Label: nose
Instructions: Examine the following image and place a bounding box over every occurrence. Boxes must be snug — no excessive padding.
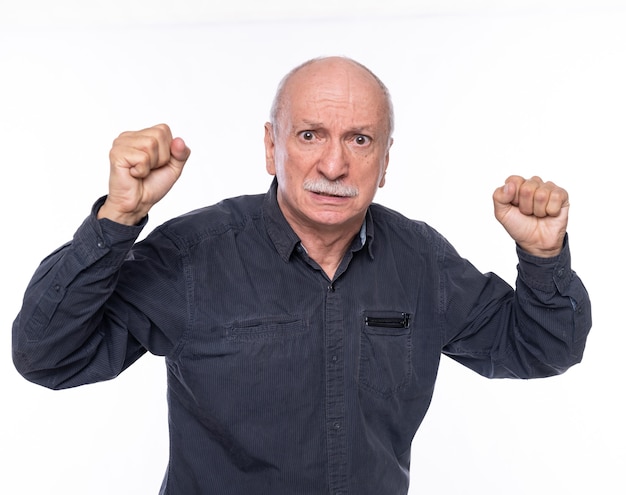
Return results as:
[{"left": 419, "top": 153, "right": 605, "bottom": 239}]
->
[{"left": 317, "top": 138, "right": 349, "bottom": 181}]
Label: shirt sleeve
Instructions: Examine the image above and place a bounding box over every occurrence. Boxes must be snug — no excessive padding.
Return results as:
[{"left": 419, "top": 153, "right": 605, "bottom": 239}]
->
[
  {"left": 12, "top": 197, "right": 185, "bottom": 390},
  {"left": 441, "top": 234, "right": 592, "bottom": 379}
]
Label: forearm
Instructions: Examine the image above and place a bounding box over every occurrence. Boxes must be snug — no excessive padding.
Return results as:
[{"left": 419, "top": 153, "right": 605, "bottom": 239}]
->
[
  {"left": 12, "top": 198, "right": 146, "bottom": 389},
  {"left": 502, "top": 237, "right": 592, "bottom": 376},
  {"left": 442, "top": 235, "right": 592, "bottom": 379}
]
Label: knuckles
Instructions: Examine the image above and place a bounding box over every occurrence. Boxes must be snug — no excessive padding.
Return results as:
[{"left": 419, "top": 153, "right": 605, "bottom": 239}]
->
[
  {"left": 110, "top": 124, "right": 174, "bottom": 169},
  {"left": 499, "top": 175, "right": 569, "bottom": 217}
]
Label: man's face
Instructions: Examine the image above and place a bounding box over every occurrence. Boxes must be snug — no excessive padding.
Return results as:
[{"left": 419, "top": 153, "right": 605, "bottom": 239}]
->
[{"left": 265, "top": 59, "right": 392, "bottom": 237}]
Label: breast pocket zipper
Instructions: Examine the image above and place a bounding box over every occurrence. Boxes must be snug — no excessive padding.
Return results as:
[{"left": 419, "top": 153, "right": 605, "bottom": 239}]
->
[{"left": 364, "top": 313, "right": 410, "bottom": 329}]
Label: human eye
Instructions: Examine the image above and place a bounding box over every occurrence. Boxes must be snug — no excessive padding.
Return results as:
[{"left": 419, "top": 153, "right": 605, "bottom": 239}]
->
[
  {"left": 298, "top": 130, "right": 316, "bottom": 142},
  {"left": 353, "top": 134, "right": 372, "bottom": 146}
]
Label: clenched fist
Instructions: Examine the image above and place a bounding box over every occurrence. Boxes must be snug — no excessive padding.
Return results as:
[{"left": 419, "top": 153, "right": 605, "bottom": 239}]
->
[
  {"left": 493, "top": 175, "right": 569, "bottom": 258},
  {"left": 98, "top": 124, "right": 191, "bottom": 225}
]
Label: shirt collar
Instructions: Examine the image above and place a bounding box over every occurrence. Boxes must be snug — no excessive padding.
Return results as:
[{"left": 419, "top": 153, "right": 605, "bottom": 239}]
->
[{"left": 263, "top": 178, "right": 375, "bottom": 263}]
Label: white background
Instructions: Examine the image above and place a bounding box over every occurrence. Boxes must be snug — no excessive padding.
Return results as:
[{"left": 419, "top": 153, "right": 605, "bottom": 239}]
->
[{"left": 1, "top": 1, "right": 624, "bottom": 493}]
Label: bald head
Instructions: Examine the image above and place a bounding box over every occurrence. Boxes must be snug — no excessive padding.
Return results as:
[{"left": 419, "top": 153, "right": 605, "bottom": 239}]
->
[{"left": 269, "top": 57, "right": 394, "bottom": 144}]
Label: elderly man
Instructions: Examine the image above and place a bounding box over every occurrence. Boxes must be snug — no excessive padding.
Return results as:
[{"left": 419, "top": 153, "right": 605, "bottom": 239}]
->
[{"left": 13, "top": 57, "right": 591, "bottom": 495}]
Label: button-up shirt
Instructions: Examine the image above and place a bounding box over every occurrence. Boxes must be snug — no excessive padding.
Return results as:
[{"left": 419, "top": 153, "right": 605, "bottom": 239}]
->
[{"left": 13, "top": 179, "right": 591, "bottom": 495}]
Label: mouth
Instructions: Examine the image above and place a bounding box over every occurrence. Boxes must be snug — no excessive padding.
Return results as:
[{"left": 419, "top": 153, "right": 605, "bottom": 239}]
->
[
  {"left": 312, "top": 191, "right": 349, "bottom": 198},
  {"left": 303, "top": 179, "right": 359, "bottom": 198}
]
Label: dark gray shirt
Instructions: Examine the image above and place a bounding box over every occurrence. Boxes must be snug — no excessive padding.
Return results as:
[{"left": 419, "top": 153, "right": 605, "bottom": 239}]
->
[{"left": 13, "top": 179, "right": 591, "bottom": 495}]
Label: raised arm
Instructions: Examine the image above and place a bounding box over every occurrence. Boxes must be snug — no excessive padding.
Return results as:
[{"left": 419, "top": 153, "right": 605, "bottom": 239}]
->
[
  {"left": 12, "top": 125, "right": 190, "bottom": 389},
  {"left": 441, "top": 175, "right": 591, "bottom": 379}
]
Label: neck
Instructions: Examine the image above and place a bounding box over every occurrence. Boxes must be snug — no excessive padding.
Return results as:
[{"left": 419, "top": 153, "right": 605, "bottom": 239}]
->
[
  {"left": 284, "top": 210, "right": 364, "bottom": 279},
  {"left": 298, "top": 228, "right": 356, "bottom": 279},
  {"left": 274, "top": 186, "right": 365, "bottom": 278}
]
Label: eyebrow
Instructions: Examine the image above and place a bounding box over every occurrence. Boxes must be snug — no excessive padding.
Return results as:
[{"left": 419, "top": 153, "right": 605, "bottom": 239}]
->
[
  {"left": 298, "top": 120, "right": 323, "bottom": 128},
  {"left": 298, "top": 120, "right": 377, "bottom": 134}
]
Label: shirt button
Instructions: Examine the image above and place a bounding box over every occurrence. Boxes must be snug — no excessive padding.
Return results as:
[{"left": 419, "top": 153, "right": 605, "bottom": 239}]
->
[
  {"left": 96, "top": 239, "right": 106, "bottom": 249},
  {"left": 331, "top": 355, "right": 338, "bottom": 363},
  {"left": 333, "top": 422, "right": 341, "bottom": 430}
]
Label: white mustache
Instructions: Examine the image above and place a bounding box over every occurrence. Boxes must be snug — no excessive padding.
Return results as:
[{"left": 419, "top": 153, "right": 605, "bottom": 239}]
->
[{"left": 303, "top": 178, "right": 359, "bottom": 197}]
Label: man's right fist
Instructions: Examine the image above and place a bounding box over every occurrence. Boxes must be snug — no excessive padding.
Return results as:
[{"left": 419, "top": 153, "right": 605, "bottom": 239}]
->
[{"left": 98, "top": 124, "right": 190, "bottom": 225}]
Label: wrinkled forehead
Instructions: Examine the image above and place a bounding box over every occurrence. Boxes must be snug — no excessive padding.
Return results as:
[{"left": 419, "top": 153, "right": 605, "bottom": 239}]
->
[{"left": 277, "top": 60, "right": 391, "bottom": 132}]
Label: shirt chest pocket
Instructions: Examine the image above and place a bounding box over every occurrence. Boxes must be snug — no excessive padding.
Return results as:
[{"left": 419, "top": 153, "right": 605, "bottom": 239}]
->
[
  {"left": 359, "top": 311, "right": 412, "bottom": 398},
  {"left": 227, "top": 317, "right": 307, "bottom": 342}
]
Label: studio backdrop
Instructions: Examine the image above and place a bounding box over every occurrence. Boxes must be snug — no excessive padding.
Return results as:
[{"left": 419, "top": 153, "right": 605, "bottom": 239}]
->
[{"left": 1, "top": 1, "right": 624, "bottom": 494}]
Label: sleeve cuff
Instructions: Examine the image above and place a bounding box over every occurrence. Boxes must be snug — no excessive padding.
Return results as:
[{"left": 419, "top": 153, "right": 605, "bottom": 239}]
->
[
  {"left": 69, "top": 196, "right": 147, "bottom": 267},
  {"left": 516, "top": 234, "right": 572, "bottom": 294}
]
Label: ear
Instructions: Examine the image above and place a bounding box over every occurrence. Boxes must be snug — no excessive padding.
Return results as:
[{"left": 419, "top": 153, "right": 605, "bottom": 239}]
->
[
  {"left": 264, "top": 122, "right": 276, "bottom": 176},
  {"left": 379, "top": 138, "right": 393, "bottom": 188}
]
